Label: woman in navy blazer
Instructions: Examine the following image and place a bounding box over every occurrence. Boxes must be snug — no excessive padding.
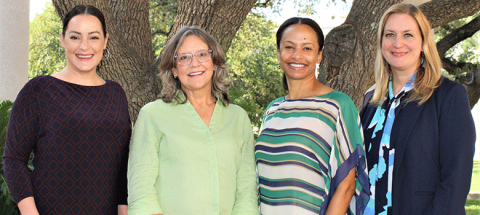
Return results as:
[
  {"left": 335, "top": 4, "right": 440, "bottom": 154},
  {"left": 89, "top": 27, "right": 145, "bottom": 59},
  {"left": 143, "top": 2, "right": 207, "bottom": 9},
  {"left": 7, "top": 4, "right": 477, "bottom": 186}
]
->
[{"left": 360, "top": 3, "right": 475, "bottom": 215}]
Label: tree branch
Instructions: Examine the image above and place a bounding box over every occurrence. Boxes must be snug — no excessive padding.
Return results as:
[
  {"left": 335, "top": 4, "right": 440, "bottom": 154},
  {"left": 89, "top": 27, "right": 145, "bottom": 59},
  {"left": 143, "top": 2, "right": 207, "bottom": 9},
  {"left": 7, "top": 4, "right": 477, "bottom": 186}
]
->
[
  {"left": 151, "top": 1, "right": 177, "bottom": 10},
  {"left": 458, "top": 69, "right": 480, "bottom": 109},
  {"left": 437, "top": 15, "right": 480, "bottom": 56},
  {"left": 441, "top": 57, "right": 477, "bottom": 76},
  {"left": 254, "top": 0, "right": 272, "bottom": 8},
  {"left": 442, "top": 58, "right": 480, "bottom": 109},
  {"left": 419, "top": 0, "right": 480, "bottom": 28},
  {"left": 152, "top": 28, "right": 171, "bottom": 37},
  {"left": 456, "top": 69, "right": 476, "bottom": 85}
]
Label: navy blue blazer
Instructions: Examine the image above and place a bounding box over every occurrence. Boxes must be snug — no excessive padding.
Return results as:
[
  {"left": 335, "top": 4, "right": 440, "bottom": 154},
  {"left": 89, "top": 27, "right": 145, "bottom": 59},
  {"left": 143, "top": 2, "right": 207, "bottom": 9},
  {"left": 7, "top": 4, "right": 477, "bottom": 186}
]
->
[{"left": 360, "top": 77, "right": 476, "bottom": 215}]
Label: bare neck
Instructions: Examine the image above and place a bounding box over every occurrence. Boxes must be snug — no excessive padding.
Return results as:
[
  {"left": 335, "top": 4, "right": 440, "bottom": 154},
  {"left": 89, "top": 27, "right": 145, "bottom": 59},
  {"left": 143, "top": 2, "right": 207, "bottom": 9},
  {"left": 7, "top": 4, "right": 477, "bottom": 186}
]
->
[
  {"left": 286, "top": 75, "right": 333, "bottom": 100},
  {"left": 186, "top": 91, "right": 216, "bottom": 107},
  {"left": 184, "top": 88, "right": 217, "bottom": 127},
  {"left": 391, "top": 68, "right": 417, "bottom": 95},
  {"left": 53, "top": 67, "right": 105, "bottom": 86}
]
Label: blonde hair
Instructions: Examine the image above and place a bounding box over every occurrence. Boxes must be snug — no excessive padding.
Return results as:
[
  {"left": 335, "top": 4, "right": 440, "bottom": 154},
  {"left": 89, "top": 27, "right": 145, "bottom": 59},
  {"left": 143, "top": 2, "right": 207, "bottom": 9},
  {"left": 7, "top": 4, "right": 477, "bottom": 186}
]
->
[
  {"left": 371, "top": 3, "right": 443, "bottom": 106},
  {"left": 158, "top": 26, "right": 230, "bottom": 105}
]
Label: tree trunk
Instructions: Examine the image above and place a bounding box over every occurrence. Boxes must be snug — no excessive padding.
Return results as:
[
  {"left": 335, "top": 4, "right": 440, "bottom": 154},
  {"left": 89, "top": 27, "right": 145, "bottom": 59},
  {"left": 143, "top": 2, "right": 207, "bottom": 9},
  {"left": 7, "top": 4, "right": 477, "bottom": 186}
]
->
[
  {"left": 458, "top": 69, "right": 480, "bottom": 109},
  {"left": 167, "top": 0, "right": 257, "bottom": 53},
  {"left": 319, "top": 0, "right": 401, "bottom": 106},
  {"left": 319, "top": 0, "right": 480, "bottom": 109},
  {"left": 53, "top": 0, "right": 257, "bottom": 122},
  {"left": 52, "top": 0, "right": 480, "bottom": 120},
  {"left": 53, "top": 0, "right": 159, "bottom": 122}
]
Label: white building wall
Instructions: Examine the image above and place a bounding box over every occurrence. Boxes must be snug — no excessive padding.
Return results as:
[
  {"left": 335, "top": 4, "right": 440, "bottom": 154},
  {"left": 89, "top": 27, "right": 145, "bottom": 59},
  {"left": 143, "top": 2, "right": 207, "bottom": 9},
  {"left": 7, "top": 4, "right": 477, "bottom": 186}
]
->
[{"left": 0, "top": 0, "right": 29, "bottom": 101}]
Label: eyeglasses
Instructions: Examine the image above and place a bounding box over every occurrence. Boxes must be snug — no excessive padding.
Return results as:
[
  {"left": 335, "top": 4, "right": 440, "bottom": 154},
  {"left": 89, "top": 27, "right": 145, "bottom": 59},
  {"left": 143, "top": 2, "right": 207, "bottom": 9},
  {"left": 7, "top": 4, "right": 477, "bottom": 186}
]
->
[{"left": 174, "top": 49, "right": 213, "bottom": 66}]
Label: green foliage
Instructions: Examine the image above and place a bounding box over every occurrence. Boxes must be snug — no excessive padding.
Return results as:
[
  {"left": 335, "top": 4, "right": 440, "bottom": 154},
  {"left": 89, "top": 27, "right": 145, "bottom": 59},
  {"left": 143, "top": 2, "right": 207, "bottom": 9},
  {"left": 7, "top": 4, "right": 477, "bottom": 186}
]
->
[
  {"left": 435, "top": 12, "right": 480, "bottom": 77},
  {"left": 28, "top": 0, "right": 177, "bottom": 78},
  {"left": 258, "top": 0, "right": 345, "bottom": 16},
  {"left": 0, "top": 100, "right": 13, "bottom": 148},
  {"left": 150, "top": 0, "right": 177, "bottom": 57},
  {"left": 29, "top": 2, "right": 64, "bottom": 78},
  {"left": 227, "top": 14, "right": 283, "bottom": 134},
  {"left": 293, "top": 0, "right": 320, "bottom": 15},
  {"left": 0, "top": 100, "right": 19, "bottom": 214}
]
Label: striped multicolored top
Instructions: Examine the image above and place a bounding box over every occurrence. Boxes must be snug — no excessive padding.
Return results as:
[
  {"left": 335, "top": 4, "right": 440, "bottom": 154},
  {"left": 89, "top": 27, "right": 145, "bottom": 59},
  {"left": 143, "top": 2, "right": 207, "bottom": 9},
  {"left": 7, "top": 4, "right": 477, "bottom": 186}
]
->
[{"left": 255, "top": 91, "right": 369, "bottom": 215}]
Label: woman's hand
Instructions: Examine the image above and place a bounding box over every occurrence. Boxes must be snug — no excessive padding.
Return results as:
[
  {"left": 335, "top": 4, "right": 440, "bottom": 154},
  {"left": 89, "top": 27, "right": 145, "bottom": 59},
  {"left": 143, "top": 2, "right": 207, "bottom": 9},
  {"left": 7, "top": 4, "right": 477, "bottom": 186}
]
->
[{"left": 18, "top": 197, "right": 40, "bottom": 215}]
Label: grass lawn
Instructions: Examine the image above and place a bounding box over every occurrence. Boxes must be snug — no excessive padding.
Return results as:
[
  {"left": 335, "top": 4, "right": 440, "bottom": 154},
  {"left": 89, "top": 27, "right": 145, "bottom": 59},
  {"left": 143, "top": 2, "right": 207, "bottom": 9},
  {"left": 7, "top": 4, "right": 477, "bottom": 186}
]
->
[
  {"left": 472, "top": 161, "right": 480, "bottom": 192},
  {"left": 467, "top": 161, "right": 480, "bottom": 215},
  {"left": 467, "top": 199, "right": 480, "bottom": 215}
]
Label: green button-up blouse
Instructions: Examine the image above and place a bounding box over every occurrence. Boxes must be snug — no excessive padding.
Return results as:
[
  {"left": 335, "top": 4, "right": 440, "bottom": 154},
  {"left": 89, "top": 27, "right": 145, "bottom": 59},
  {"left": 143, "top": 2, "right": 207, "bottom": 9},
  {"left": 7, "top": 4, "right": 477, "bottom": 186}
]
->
[{"left": 127, "top": 97, "right": 259, "bottom": 215}]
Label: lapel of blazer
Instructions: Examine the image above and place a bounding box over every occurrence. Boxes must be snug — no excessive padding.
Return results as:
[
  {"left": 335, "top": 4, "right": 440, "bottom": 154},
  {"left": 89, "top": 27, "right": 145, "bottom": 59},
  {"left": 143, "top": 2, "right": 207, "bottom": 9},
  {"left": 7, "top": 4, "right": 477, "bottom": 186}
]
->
[{"left": 391, "top": 100, "right": 426, "bottom": 175}]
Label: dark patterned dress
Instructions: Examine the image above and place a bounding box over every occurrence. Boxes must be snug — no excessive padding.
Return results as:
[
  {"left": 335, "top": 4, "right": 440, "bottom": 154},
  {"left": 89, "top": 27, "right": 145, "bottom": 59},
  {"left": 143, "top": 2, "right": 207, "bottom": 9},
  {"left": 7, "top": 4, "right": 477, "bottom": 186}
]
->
[{"left": 4, "top": 76, "right": 131, "bottom": 214}]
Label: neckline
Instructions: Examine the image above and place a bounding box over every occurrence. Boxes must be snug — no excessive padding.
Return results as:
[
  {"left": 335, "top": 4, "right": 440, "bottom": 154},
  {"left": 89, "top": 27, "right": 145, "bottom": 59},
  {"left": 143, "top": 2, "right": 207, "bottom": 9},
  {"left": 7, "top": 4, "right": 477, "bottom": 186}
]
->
[
  {"left": 48, "top": 75, "right": 109, "bottom": 87},
  {"left": 283, "top": 90, "right": 336, "bottom": 101},
  {"left": 185, "top": 96, "right": 221, "bottom": 129}
]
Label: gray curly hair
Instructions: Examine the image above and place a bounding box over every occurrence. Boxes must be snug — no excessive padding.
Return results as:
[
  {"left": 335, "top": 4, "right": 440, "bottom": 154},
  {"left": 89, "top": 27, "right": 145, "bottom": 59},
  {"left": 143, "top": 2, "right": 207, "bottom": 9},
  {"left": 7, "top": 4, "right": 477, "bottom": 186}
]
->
[{"left": 159, "top": 26, "right": 230, "bottom": 106}]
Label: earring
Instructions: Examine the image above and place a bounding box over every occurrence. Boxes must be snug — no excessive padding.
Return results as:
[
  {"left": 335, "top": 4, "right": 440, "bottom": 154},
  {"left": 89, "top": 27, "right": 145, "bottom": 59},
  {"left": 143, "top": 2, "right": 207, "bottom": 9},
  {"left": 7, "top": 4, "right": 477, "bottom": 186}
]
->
[
  {"left": 102, "top": 48, "right": 111, "bottom": 61},
  {"left": 58, "top": 48, "right": 65, "bottom": 58},
  {"left": 420, "top": 52, "right": 425, "bottom": 68},
  {"left": 173, "top": 74, "right": 177, "bottom": 79}
]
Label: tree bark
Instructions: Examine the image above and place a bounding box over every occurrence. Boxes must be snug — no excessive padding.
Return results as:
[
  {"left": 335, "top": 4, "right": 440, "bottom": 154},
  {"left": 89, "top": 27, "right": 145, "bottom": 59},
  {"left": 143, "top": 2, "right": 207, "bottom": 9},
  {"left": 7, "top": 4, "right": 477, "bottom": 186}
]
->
[
  {"left": 457, "top": 69, "right": 480, "bottom": 109},
  {"left": 466, "top": 70, "right": 480, "bottom": 109},
  {"left": 420, "top": 0, "right": 480, "bottom": 28},
  {"left": 53, "top": 0, "right": 257, "bottom": 121},
  {"left": 53, "top": 0, "right": 159, "bottom": 122},
  {"left": 319, "top": 0, "right": 402, "bottom": 106},
  {"left": 167, "top": 0, "right": 257, "bottom": 53},
  {"left": 52, "top": 0, "right": 480, "bottom": 121},
  {"left": 422, "top": 1, "right": 480, "bottom": 108},
  {"left": 437, "top": 15, "right": 480, "bottom": 56}
]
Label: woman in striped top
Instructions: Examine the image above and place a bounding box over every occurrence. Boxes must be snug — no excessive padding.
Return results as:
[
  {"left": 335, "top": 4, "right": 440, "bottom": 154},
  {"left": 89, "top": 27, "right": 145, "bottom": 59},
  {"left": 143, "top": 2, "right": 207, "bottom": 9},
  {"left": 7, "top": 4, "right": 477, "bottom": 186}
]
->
[{"left": 255, "top": 17, "right": 369, "bottom": 215}]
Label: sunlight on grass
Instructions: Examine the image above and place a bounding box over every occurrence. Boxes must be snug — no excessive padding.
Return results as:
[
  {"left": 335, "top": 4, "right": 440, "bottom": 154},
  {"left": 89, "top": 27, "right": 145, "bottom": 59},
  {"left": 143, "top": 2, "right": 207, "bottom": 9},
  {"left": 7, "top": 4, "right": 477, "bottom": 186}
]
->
[
  {"left": 468, "top": 161, "right": 480, "bottom": 215},
  {"left": 472, "top": 161, "right": 480, "bottom": 192},
  {"left": 467, "top": 199, "right": 480, "bottom": 215}
]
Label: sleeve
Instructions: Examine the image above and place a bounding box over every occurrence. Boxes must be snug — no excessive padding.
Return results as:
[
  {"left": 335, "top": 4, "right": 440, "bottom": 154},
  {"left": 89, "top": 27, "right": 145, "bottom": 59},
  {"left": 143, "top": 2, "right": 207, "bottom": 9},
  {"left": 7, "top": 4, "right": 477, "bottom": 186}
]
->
[
  {"left": 231, "top": 111, "right": 260, "bottom": 215},
  {"left": 259, "top": 99, "right": 278, "bottom": 133},
  {"left": 427, "top": 83, "right": 475, "bottom": 215},
  {"left": 3, "top": 81, "right": 37, "bottom": 203},
  {"left": 117, "top": 89, "right": 131, "bottom": 205},
  {"left": 359, "top": 85, "right": 375, "bottom": 118},
  {"left": 330, "top": 96, "right": 369, "bottom": 214},
  {"left": 127, "top": 107, "right": 163, "bottom": 214}
]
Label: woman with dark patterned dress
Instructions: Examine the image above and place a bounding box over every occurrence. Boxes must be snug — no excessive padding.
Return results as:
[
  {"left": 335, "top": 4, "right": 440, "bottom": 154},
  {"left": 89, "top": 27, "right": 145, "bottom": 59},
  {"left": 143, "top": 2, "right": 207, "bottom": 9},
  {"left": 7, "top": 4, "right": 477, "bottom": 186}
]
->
[{"left": 3, "top": 5, "right": 130, "bottom": 215}]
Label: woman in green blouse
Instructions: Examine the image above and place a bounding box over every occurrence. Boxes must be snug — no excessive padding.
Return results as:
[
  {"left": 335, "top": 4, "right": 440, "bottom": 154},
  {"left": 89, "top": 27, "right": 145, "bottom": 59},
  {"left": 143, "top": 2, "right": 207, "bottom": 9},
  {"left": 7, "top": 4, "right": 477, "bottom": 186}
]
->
[{"left": 127, "top": 26, "right": 259, "bottom": 215}]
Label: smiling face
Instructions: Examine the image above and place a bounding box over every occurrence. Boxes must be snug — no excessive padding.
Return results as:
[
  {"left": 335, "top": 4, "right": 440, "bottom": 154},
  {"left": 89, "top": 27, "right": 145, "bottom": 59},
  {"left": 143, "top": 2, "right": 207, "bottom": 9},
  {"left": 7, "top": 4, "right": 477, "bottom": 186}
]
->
[
  {"left": 172, "top": 35, "right": 215, "bottom": 94},
  {"left": 382, "top": 13, "right": 423, "bottom": 75},
  {"left": 60, "top": 14, "right": 108, "bottom": 75},
  {"left": 277, "top": 24, "right": 322, "bottom": 82}
]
